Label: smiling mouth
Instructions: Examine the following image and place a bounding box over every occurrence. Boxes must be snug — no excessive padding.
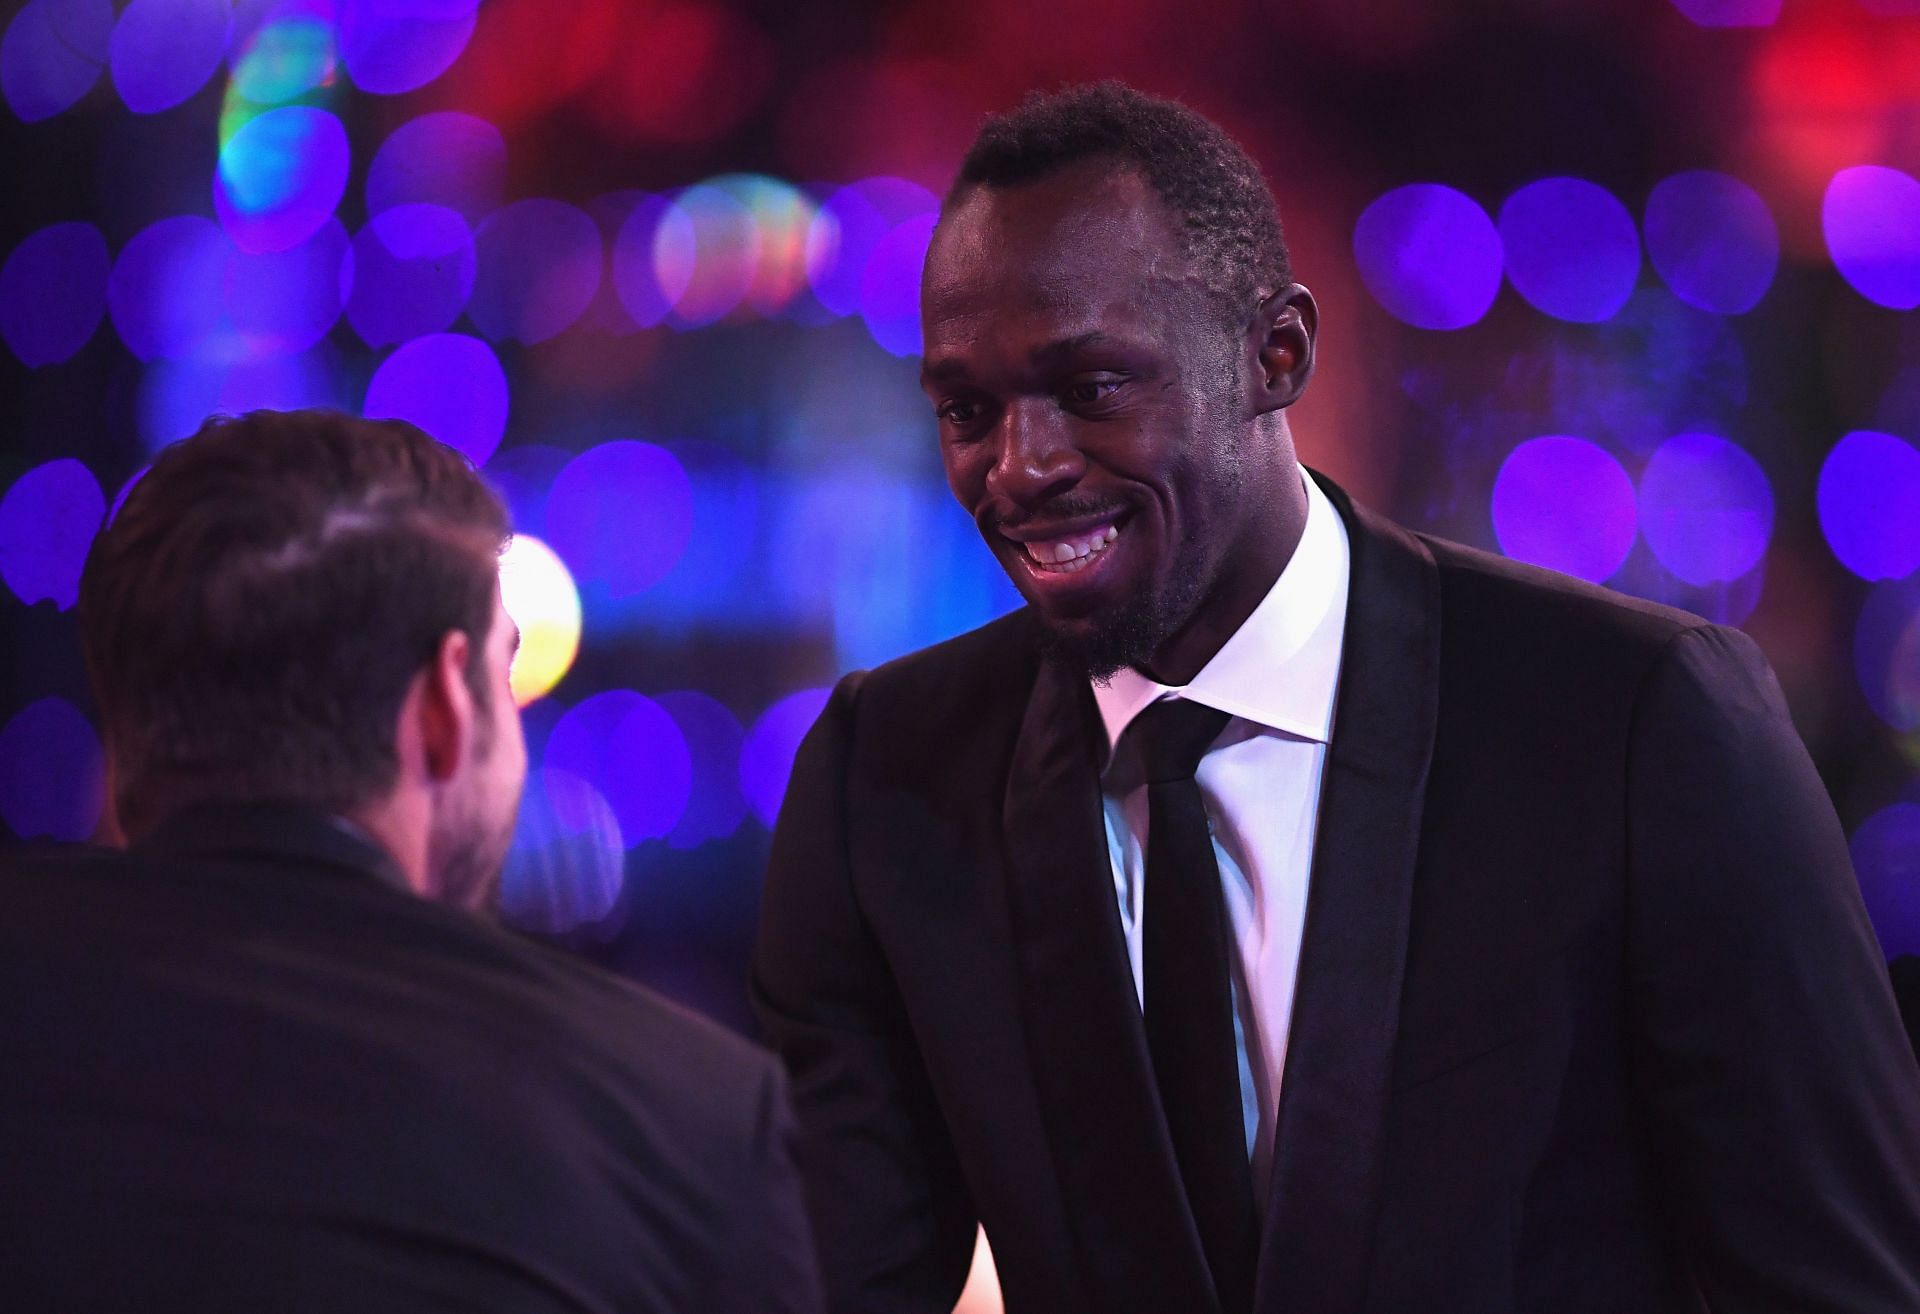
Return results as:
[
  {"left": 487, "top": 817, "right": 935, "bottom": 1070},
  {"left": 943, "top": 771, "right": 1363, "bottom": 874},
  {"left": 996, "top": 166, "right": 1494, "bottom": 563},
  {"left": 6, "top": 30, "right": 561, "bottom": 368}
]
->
[{"left": 1017, "top": 521, "right": 1122, "bottom": 574}]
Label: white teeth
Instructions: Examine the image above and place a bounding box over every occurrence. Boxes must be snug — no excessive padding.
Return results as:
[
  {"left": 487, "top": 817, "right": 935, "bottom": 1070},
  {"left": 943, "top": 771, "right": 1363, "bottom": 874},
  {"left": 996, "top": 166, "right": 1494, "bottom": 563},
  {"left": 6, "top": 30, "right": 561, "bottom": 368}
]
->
[{"left": 1024, "top": 522, "right": 1121, "bottom": 571}]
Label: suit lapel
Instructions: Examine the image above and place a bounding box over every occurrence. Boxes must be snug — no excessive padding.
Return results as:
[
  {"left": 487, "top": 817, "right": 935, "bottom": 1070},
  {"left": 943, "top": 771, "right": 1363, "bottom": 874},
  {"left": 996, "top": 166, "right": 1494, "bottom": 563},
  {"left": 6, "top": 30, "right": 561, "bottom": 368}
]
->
[
  {"left": 1254, "top": 476, "right": 1442, "bottom": 1314},
  {"left": 1002, "top": 653, "right": 1219, "bottom": 1313}
]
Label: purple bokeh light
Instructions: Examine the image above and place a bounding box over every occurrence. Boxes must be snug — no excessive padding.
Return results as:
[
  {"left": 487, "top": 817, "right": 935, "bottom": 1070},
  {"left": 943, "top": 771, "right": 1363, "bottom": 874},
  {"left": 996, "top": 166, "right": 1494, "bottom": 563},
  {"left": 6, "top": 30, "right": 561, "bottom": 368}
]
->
[
  {"left": 1817, "top": 430, "right": 1920, "bottom": 581},
  {"left": 655, "top": 690, "right": 747, "bottom": 850},
  {"left": 483, "top": 443, "right": 571, "bottom": 539},
  {"left": 1823, "top": 166, "right": 1920, "bottom": 311},
  {"left": 0, "top": 222, "right": 110, "bottom": 367},
  {"left": 108, "top": 0, "right": 228, "bottom": 114},
  {"left": 1352, "top": 184, "right": 1504, "bottom": 331},
  {"left": 0, "top": 696, "right": 103, "bottom": 842},
  {"left": 345, "top": 203, "right": 474, "bottom": 347},
  {"left": 543, "top": 691, "right": 692, "bottom": 846},
  {"left": 1855, "top": 576, "right": 1920, "bottom": 735},
  {"left": 545, "top": 442, "right": 694, "bottom": 599},
  {"left": 214, "top": 105, "right": 351, "bottom": 255},
  {"left": 365, "top": 111, "right": 505, "bottom": 221},
  {"left": 138, "top": 347, "right": 340, "bottom": 453},
  {"left": 1, "top": 0, "right": 111, "bottom": 123},
  {"left": 108, "top": 215, "right": 230, "bottom": 361},
  {"left": 339, "top": 0, "right": 477, "bottom": 96},
  {"left": 1643, "top": 171, "right": 1778, "bottom": 315},
  {"left": 1851, "top": 802, "right": 1920, "bottom": 958},
  {"left": 1498, "top": 178, "right": 1641, "bottom": 323},
  {"left": 500, "top": 767, "right": 626, "bottom": 935},
  {"left": 860, "top": 213, "right": 936, "bottom": 357},
  {"left": 1667, "top": 0, "right": 1780, "bottom": 26},
  {"left": 1491, "top": 436, "right": 1638, "bottom": 582},
  {"left": 0, "top": 459, "right": 104, "bottom": 610},
  {"left": 741, "top": 688, "right": 831, "bottom": 828},
  {"left": 809, "top": 177, "right": 939, "bottom": 319},
  {"left": 225, "top": 216, "right": 350, "bottom": 356},
  {"left": 1637, "top": 432, "right": 1773, "bottom": 585},
  {"left": 611, "top": 194, "right": 692, "bottom": 329},
  {"left": 363, "top": 333, "right": 507, "bottom": 465},
  {"left": 470, "top": 199, "right": 602, "bottom": 344}
]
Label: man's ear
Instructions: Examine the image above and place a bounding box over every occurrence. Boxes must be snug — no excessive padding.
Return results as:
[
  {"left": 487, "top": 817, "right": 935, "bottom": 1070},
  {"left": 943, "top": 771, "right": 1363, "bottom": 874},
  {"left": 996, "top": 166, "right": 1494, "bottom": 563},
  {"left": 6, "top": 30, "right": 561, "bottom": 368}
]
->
[
  {"left": 1248, "top": 283, "right": 1319, "bottom": 415},
  {"left": 415, "top": 629, "right": 474, "bottom": 784}
]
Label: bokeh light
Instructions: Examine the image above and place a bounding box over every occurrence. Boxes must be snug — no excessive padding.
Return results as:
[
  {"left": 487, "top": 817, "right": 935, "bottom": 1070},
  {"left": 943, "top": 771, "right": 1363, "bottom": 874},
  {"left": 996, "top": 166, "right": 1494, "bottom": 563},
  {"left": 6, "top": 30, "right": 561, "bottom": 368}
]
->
[
  {"left": 0, "top": 459, "right": 105, "bottom": 610},
  {"left": 0, "top": 222, "right": 110, "bottom": 367},
  {"left": 1668, "top": 0, "right": 1780, "bottom": 26},
  {"left": 654, "top": 690, "right": 747, "bottom": 849},
  {"left": 108, "top": 0, "right": 229, "bottom": 114},
  {"left": 0, "top": 696, "right": 103, "bottom": 842},
  {"left": 345, "top": 204, "right": 474, "bottom": 346},
  {"left": 1855, "top": 576, "right": 1920, "bottom": 734},
  {"left": 657, "top": 181, "right": 756, "bottom": 327},
  {"left": 740, "top": 688, "right": 831, "bottom": 828},
  {"left": 138, "top": 347, "right": 341, "bottom": 453},
  {"left": 362, "top": 333, "right": 508, "bottom": 465},
  {"left": 633, "top": 440, "right": 761, "bottom": 627},
  {"left": 225, "top": 216, "right": 350, "bottom": 355},
  {"left": 469, "top": 199, "right": 602, "bottom": 344},
  {"left": 715, "top": 174, "right": 819, "bottom": 316},
  {"left": 1352, "top": 184, "right": 1504, "bottom": 331},
  {"left": 1, "top": 0, "right": 111, "bottom": 123},
  {"left": 499, "top": 533, "right": 581, "bottom": 707},
  {"left": 808, "top": 177, "right": 940, "bottom": 318},
  {"left": 364, "top": 111, "right": 505, "bottom": 221},
  {"left": 214, "top": 104, "right": 351, "bottom": 254},
  {"left": 611, "top": 193, "right": 692, "bottom": 329},
  {"left": 1643, "top": 171, "right": 1778, "bottom": 315},
  {"left": 484, "top": 443, "right": 571, "bottom": 539},
  {"left": 1823, "top": 166, "right": 1920, "bottom": 311},
  {"left": 1637, "top": 432, "right": 1774, "bottom": 585},
  {"left": 108, "top": 215, "right": 230, "bottom": 361},
  {"left": 545, "top": 441, "right": 694, "bottom": 598},
  {"left": 1498, "top": 178, "right": 1641, "bottom": 323},
  {"left": 1491, "top": 436, "right": 1638, "bottom": 582},
  {"left": 339, "top": 0, "right": 477, "bottom": 96},
  {"left": 499, "top": 766, "right": 626, "bottom": 935},
  {"left": 1851, "top": 801, "right": 1920, "bottom": 958},
  {"left": 544, "top": 690, "right": 692, "bottom": 845},
  {"left": 227, "top": 7, "right": 336, "bottom": 105},
  {"left": 1817, "top": 430, "right": 1920, "bottom": 581},
  {"left": 861, "top": 213, "right": 937, "bottom": 357}
]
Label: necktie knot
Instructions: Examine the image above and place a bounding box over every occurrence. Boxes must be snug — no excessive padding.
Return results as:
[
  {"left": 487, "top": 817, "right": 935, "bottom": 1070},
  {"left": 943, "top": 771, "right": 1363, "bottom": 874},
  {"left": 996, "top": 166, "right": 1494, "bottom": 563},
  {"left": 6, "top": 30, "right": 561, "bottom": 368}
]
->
[{"left": 1125, "top": 697, "right": 1232, "bottom": 785}]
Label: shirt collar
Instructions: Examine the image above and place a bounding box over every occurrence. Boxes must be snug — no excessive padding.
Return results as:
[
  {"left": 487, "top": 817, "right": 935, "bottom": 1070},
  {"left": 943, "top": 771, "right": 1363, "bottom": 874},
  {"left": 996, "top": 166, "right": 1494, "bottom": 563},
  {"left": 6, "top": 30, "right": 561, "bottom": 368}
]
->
[{"left": 1091, "top": 468, "right": 1351, "bottom": 757}]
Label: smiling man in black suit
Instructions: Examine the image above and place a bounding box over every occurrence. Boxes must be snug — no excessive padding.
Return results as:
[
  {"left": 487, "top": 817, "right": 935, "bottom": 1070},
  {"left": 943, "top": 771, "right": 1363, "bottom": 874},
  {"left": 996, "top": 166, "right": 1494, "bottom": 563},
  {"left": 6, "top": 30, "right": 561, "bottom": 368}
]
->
[
  {"left": 0, "top": 409, "right": 820, "bottom": 1314},
  {"left": 752, "top": 83, "right": 1920, "bottom": 1313}
]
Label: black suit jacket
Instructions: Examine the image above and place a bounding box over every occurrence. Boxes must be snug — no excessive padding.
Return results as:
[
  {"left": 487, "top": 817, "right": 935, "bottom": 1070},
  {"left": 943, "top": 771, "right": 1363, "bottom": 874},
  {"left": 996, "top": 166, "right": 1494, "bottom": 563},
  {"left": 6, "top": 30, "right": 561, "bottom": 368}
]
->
[
  {"left": 0, "top": 804, "right": 822, "bottom": 1314},
  {"left": 752, "top": 475, "right": 1920, "bottom": 1314}
]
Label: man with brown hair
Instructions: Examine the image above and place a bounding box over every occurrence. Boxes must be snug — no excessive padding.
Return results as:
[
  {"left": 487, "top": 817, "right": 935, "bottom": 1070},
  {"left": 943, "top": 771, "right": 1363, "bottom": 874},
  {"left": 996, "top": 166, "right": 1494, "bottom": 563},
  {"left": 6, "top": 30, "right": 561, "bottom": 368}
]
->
[{"left": 0, "top": 409, "right": 820, "bottom": 1313}]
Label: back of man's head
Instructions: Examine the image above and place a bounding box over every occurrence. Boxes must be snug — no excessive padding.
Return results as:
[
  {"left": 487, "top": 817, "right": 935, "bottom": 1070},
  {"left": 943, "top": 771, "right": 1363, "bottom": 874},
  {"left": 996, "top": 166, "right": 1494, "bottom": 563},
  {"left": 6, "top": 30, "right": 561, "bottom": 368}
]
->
[{"left": 80, "top": 408, "right": 510, "bottom": 842}]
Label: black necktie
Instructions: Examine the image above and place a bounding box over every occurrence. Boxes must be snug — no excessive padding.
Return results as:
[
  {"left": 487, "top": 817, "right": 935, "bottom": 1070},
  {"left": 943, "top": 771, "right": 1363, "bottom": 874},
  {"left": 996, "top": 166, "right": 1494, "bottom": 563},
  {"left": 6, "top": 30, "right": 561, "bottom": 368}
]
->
[{"left": 1127, "top": 696, "right": 1256, "bottom": 1314}]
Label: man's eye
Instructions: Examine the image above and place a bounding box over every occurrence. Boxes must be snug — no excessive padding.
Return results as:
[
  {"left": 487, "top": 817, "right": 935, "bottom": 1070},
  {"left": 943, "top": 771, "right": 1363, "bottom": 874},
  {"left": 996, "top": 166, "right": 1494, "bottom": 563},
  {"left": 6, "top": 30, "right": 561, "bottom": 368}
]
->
[
  {"left": 937, "top": 400, "right": 982, "bottom": 426},
  {"left": 1062, "top": 378, "right": 1122, "bottom": 407}
]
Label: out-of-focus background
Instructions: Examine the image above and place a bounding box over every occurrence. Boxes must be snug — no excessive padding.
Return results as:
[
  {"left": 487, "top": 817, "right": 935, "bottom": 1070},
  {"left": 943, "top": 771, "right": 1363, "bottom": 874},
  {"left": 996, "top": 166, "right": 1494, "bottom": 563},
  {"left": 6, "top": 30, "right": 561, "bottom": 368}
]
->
[{"left": 0, "top": 4, "right": 1916, "bottom": 1291}]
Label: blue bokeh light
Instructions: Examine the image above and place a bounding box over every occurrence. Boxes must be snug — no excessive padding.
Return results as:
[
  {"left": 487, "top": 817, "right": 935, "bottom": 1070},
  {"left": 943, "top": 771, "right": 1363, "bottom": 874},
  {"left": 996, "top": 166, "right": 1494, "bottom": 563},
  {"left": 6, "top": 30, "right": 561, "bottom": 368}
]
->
[
  {"left": 228, "top": 7, "right": 335, "bottom": 105},
  {"left": 1817, "top": 430, "right": 1920, "bottom": 581},
  {"left": 860, "top": 213, "right": 936, "bottom": 357},
  {"left": 629, "top": 441, "right": 760, "bottom": 625},
  {"left": 1855, "top": 576, "right": 1920, "bottom": 735},
  {"left": 1851, "top": 802, "right": 1920, "bottom": 958},
  {"left": 809, "top": 177, "right": 939, "bottom": 319},
  {"left": 500, "top": 767, "right": 626, "bottom": 935},
  {"left": 1352, "top": 184, "right": 1504, "bottom": 331},
  {"left": 338, "top": 0, "right": 477, "bottom": 96},
  {"left": 0, "top": 459, "right": 105, "bottom": 610},
  {"left": 345, "top": 203, "right": 474, "bottom": 346},
  {"left": 611, "top": 194, "right": 691, "bottom": 329},
  {"left": 362, "top": 333, "right": 508, "bottom": 465},
  {"left": 654, "top": 691, "right": 747, "bottom": 850},
  {"left": 543, "top": 691, "right": 692, "bottom": 846},
  {"left": 0, "top": 697, "right": 103, "bottom": 842},
  {"left": 365, "top": 111, "right": 505, "bottom": 221},
  {"left": 215, "top": 104, "right": 351, "bottom": 254},
  {"left": 225, "top": 215, "right": 350, "bottom": 355},
  {"left": 545, "top": 442, "right": 694, "bottom": 599},
  {"left": 1491, "top": 436, "right": 1638, "bottom": 582},
  {"left": 1637, "top": 432, "right": 1773, "bottom": 585},
  {"left": 0, "top": 222, "right": 110, "bottom": 367},
  {"left": 108, "top": 0, "right": 229, "bottom": 114},
  {"left": 470, "top": 199, "right": 602, "bottom": 344},
  {"left": 1667, "top": 0, "right": 1780, "bottom": 26},
  {"left": 1498, "top": 177, "right": 1641, "bottom": 323},
  {"left": 1, "top": 0, "right": 111, "bottom": 123},
  {"left": 1643, "top": 171, "right": 1778, "bottom": 315},
  {"left": 740, "top": 688, "right": 831, "bottom": 828},
  {"left": 484, "top": 443, "right": 572, "bottom": 539},
  {"left": 138, "top": 346, "right": 341, "bottom": 453},
  {"left": 1823, "top": 166, "right": 1920, "bottom": 311},
  {"left": 108, "top": 215, "right": 230, "bottom": 361}
]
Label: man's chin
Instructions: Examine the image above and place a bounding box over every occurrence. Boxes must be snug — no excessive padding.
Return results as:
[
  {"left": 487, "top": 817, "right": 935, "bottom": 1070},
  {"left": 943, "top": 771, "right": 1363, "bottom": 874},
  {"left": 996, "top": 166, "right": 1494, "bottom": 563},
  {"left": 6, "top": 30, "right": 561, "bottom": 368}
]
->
[{"left": 1034, "top": 604, "right": 1162, "bottom": 683}]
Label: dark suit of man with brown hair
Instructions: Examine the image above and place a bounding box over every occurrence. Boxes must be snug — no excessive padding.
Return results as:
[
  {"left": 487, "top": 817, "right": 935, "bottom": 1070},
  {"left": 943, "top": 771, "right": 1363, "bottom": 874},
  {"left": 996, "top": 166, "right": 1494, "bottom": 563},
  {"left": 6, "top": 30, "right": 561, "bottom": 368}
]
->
[
  {"left": 752, "top": 84, "right": 1920, "bottom": 1314},
  {"left": 0, "top": 410, "right": 821, "bottom": 1314}
]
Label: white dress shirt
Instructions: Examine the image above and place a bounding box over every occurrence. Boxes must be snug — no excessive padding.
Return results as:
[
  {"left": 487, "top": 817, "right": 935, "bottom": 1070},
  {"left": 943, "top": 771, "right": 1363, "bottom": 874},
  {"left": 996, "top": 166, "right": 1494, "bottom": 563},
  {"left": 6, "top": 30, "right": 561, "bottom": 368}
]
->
[{"left": 1091, "top": 470, "right": 1350, "bottom": 1199}]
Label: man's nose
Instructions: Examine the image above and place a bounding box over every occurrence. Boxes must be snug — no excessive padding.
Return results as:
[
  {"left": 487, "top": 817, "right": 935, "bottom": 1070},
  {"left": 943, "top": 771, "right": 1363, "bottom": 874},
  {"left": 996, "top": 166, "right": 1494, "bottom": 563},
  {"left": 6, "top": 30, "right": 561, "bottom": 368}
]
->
[{"left": 984, "top": 400, "right": 1083, "bottom": 508}]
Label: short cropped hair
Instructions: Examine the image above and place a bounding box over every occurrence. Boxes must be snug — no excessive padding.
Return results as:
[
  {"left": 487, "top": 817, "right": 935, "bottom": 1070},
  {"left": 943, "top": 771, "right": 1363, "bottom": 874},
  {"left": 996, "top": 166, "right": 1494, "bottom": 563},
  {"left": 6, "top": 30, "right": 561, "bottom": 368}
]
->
[
  {"left": 80, "top": 409, "right": 510, "bottom": 839},
  {"left": 952, "top": 81, "right": 1291, "bottom": 322}
]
